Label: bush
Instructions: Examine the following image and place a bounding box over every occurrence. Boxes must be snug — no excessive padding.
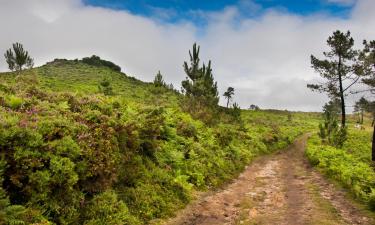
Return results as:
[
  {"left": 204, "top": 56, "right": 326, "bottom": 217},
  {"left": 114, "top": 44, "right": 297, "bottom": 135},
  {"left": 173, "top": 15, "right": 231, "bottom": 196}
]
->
[
  {"left": 84, "top": 191, "right": 140, "bottom": 225},
  {"left": 5, "top": 95, "right": 23, "bottom": 110}
]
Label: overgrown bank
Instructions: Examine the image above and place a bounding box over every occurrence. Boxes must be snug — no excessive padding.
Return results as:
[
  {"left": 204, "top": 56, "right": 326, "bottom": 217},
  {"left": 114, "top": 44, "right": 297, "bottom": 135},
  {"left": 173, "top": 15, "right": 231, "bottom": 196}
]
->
[
  {"left": 0, "top": 60, "right": 317, "bottom": 224},
  {"left": 306, "top": 130, "right": 375, "bottom": 211}
]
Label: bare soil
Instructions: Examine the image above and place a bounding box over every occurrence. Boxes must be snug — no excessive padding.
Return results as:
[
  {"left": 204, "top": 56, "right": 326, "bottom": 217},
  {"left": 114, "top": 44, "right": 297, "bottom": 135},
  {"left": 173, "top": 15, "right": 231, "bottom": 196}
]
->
[{"left": 162, "top": 135, "right": 375, "bottom": 225}]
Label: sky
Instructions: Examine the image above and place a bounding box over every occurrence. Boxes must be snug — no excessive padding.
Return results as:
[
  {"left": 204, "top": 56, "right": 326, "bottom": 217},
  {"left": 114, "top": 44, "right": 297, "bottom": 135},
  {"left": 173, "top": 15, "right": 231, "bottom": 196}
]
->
[{"left": 0, "top": 0, "right": 374, "bottom": 111}]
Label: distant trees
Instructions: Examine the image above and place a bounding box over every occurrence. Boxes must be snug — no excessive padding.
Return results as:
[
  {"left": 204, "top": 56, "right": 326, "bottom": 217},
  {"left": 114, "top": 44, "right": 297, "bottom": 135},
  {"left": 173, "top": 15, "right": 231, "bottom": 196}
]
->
[
  {"left": 249, "top": 104, "right": 260, "bottom": 110},
  {"left": 4, "top": 43, "right": 34, "bottom": 72},
  {"left": 82, "top": 55, "right": 121, "bottom": 72},
  {"left": 182, "top": 43, "right": 219, "bottom": 107},
  {"left": 223, "top": 87, "right": 234, "bottom": 108},
  {"left": 354, "top": 97, "right": 369, "bottom": 124},
  {"left": 308, "top": 30, "right": 358, "bottom": 128}
]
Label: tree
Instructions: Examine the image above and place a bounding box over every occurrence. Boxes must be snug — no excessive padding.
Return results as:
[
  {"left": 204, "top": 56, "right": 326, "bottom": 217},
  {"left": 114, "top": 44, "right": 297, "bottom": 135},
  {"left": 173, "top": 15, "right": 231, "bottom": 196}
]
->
[
  {"left": 308, "top": 30, "right": 358, "bottom": 128},
  {"left": 223, "top": 87, "right": 235, "bottom": 108},
  {"left": 181, "top": 43, "right": 219, "bottom": 106},
  {"left": 354, "top": 97, "right": 369, "bottom": 124},
  {"left": 81, "top": 55, "right": 121, "bottom": 72},
  {"left": 153, "top": 71, "right": 166, "bottom": 87},
  {"left": 231, "top": 102, "right": 241, "bottom": 122},
  {"left": 318, "top": 100, "right": 347, "bottom": 148},
  {"left": 4, "top": 43, "right": 34, "bottom": 72},
  {"left": 249, "top": 104, "right": 259, "bottom": 110},
  {"left": 356, "top": 39, "right": 375, "bottom": 162}
]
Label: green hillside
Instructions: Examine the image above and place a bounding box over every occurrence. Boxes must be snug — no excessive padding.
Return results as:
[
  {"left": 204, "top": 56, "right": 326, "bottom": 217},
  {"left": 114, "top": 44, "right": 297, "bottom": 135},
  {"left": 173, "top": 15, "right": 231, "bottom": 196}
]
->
[{"left": 0, "top": 59, "right": 318, "bottom": 224}]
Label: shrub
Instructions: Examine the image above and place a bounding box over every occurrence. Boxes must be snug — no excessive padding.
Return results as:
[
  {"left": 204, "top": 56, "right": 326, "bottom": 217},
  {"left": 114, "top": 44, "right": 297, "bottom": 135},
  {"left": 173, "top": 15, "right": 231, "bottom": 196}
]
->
[
  {"left": 84, "top": 191, "right": 140, "bottom": 225},
  {"left": 5, "top": 95, "right": 23, "bottom": 110}
]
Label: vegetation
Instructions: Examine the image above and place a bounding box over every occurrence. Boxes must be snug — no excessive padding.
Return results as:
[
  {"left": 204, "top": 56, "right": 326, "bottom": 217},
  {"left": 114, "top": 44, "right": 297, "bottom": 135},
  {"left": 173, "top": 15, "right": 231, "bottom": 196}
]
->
[
  {"left": 318, "top": 100, "right": 347, "bottom": 148},
  {"left": 306, "top": 130, "right": 375, "bottom": 210},
  {"left": 81, "top": 55, "right": 121, "bottom": 72},
  {"left": 153, "top": 70, "right": 166, "bottom": 87},
  {"left": 0, "top": 54, "right": 318, "bottom": 224},
  {"left": 356, "top": 39, "right": 375, "bottom": 162},
  {"left": 354, "top": 97, "right": 369, "bottom": 125},
  {"left": 223, "top": 87, "right": 234, "bottom": 108},
  {"left": 182, "top": 43, "right": 219, "bottom": 107},
  {"left": 308, "top": 30, "right": 358, "bottom": 128},
  {"left": 306, "top": 31, "right": 375, "bottom": 213},
  {"left": 4, "top": 43, "right": 34, "bottom": 72}
]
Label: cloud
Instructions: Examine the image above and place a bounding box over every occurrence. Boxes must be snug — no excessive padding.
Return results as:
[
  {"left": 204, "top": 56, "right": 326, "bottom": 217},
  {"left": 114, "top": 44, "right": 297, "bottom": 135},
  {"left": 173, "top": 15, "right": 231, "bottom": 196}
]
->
[{"left": 0, "top": 0, "right": 374, "bottom": 111}]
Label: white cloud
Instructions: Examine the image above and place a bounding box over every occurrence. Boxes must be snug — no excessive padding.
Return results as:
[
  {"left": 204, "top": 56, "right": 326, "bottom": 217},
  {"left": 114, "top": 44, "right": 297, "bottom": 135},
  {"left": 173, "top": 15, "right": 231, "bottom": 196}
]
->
[{"left": 0, "top": 0, "right": 374, "bottom": 111}]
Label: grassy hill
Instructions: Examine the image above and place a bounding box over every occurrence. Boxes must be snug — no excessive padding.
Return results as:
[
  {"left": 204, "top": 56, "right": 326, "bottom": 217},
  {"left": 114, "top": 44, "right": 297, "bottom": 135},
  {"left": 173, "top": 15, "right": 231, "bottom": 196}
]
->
[{"left": 0, "top": 59, "right": 319, "bottom": 224}]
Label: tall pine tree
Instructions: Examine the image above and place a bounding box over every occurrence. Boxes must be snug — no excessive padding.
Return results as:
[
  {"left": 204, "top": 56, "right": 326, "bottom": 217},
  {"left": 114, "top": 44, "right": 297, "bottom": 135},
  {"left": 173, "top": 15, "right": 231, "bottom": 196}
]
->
[
  {"left": 308, "top": 30, "right": 358, "bottom": 128},
  {"left": 182, "top": 43, "right": 219, "bottom": 106}
]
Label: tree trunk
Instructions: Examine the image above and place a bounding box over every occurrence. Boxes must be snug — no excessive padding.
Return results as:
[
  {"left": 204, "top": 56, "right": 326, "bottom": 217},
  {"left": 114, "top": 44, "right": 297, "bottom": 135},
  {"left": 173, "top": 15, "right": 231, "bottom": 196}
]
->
[
  {"left": 226, "top": 98, "right": 229, "bottom": 108},
  {"left": 361, "top": 110, "right": 364, "bottom": 124},
  {"left": 338, "top": 57, "right": 346, "bottom": 127}
]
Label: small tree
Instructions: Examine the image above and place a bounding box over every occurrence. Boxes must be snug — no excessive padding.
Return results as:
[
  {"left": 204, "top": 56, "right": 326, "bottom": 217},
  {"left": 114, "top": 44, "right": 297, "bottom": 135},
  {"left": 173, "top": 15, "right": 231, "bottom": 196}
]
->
[
  {"left": 308, "top": 30, "right": 358, "bottom": 128},
  {"left": 153, "top": 71, "right": 166, "bottom": 87},
  {"left": 4, "top": 43, "right": 34, "bottom": 72},
  {"left": 223, "top": 87, "right": 235, "bottom": 108},
  {"left": 182, "top": 43, "right": 219, "bottom": 106},
  {"left": 319, "top": 100, "right": 347, "bottom": 148},
  {"left": 231, "top": 102, "right": 241, "bottom": 120},
  {"left": 354, "top": 97, "right": 369, "bottom": 124}
]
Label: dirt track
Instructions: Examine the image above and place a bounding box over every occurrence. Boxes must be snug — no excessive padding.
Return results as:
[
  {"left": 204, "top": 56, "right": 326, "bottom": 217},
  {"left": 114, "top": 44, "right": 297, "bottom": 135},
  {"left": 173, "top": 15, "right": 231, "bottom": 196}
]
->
[{"left": 163, "top": 135, "right": 375, "bottom": 225}]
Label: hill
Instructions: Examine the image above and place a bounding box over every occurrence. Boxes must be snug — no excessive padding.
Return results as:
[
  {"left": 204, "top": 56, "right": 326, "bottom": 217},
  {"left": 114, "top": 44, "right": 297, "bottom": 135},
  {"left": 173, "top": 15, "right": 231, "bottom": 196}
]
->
[{"left": 0, "top": 59, "right": 319, "bottom": 224}]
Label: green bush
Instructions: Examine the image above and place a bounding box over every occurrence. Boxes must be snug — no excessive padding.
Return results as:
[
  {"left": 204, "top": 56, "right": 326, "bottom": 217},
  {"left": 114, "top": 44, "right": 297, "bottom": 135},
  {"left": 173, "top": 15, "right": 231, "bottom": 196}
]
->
[
  {"left": 5, "top": 95, "right": 23, "bottom": 110},
  {"left": 84, "top": 191, "right": 140, "bottom": 225}
]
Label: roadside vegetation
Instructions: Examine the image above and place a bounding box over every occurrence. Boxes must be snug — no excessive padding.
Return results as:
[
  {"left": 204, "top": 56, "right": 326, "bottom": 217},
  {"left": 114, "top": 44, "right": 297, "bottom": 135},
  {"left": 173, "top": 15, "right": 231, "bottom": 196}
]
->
[
  {"left": 306, "top": 30, "right": 375, "bottom": 211},
  {"left": 0, "top": 43, "right": 318, "bottom": 224}
]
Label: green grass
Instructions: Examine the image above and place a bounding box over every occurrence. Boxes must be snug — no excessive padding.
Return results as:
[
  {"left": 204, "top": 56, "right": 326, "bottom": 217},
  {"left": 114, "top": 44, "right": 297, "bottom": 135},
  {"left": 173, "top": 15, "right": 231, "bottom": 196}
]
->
[
  {"left": 0, "top": 60, "right": 319, "bottom": 224},
  {"left": 306, "top": 130, "right": 375, "bottom": 211}
]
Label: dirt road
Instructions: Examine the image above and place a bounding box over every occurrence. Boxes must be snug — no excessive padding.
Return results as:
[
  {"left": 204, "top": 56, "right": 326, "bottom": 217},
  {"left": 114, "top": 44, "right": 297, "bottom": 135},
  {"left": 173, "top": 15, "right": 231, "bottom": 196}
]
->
[{"left": 164, "top": 135, "right": 375, "bottom": 225}]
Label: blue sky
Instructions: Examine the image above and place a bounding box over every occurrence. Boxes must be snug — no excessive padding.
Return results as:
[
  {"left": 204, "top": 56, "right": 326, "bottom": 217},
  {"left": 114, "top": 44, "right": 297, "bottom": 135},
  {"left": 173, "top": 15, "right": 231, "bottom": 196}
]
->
[{"left": 84, "top": 0, "right": 354, "bottom": 23}]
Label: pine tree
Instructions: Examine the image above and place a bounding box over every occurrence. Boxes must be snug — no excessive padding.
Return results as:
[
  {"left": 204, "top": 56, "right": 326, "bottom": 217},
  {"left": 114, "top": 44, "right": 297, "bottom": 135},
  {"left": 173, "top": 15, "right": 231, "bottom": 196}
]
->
[
  {"left": 354, "top": 97, "right": 369, "bottom": 124},
  {"left": 308, "top": 30, "right": 358, "bottom": 128},
  {"left": 181, "top": 43, "right": 219, "bottom": 106},
  {"left": 153, "top": 70, "right": 166, "bottom": 87},
  {"left": 223, "top": 87, "right": 235, "bottom": 108},
  {"left": 319, "top": 100, "right": 347, "bottom": 148},
  {"left": 4, "top": 43, "right": 34, "bottom": 72}
]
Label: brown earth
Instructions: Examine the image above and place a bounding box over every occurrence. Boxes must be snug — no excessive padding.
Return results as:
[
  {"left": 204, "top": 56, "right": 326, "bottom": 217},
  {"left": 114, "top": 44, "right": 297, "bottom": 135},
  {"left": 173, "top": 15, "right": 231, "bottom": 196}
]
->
[{"left": 162, "top": 135, "right": 375, "bottom": 225}]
